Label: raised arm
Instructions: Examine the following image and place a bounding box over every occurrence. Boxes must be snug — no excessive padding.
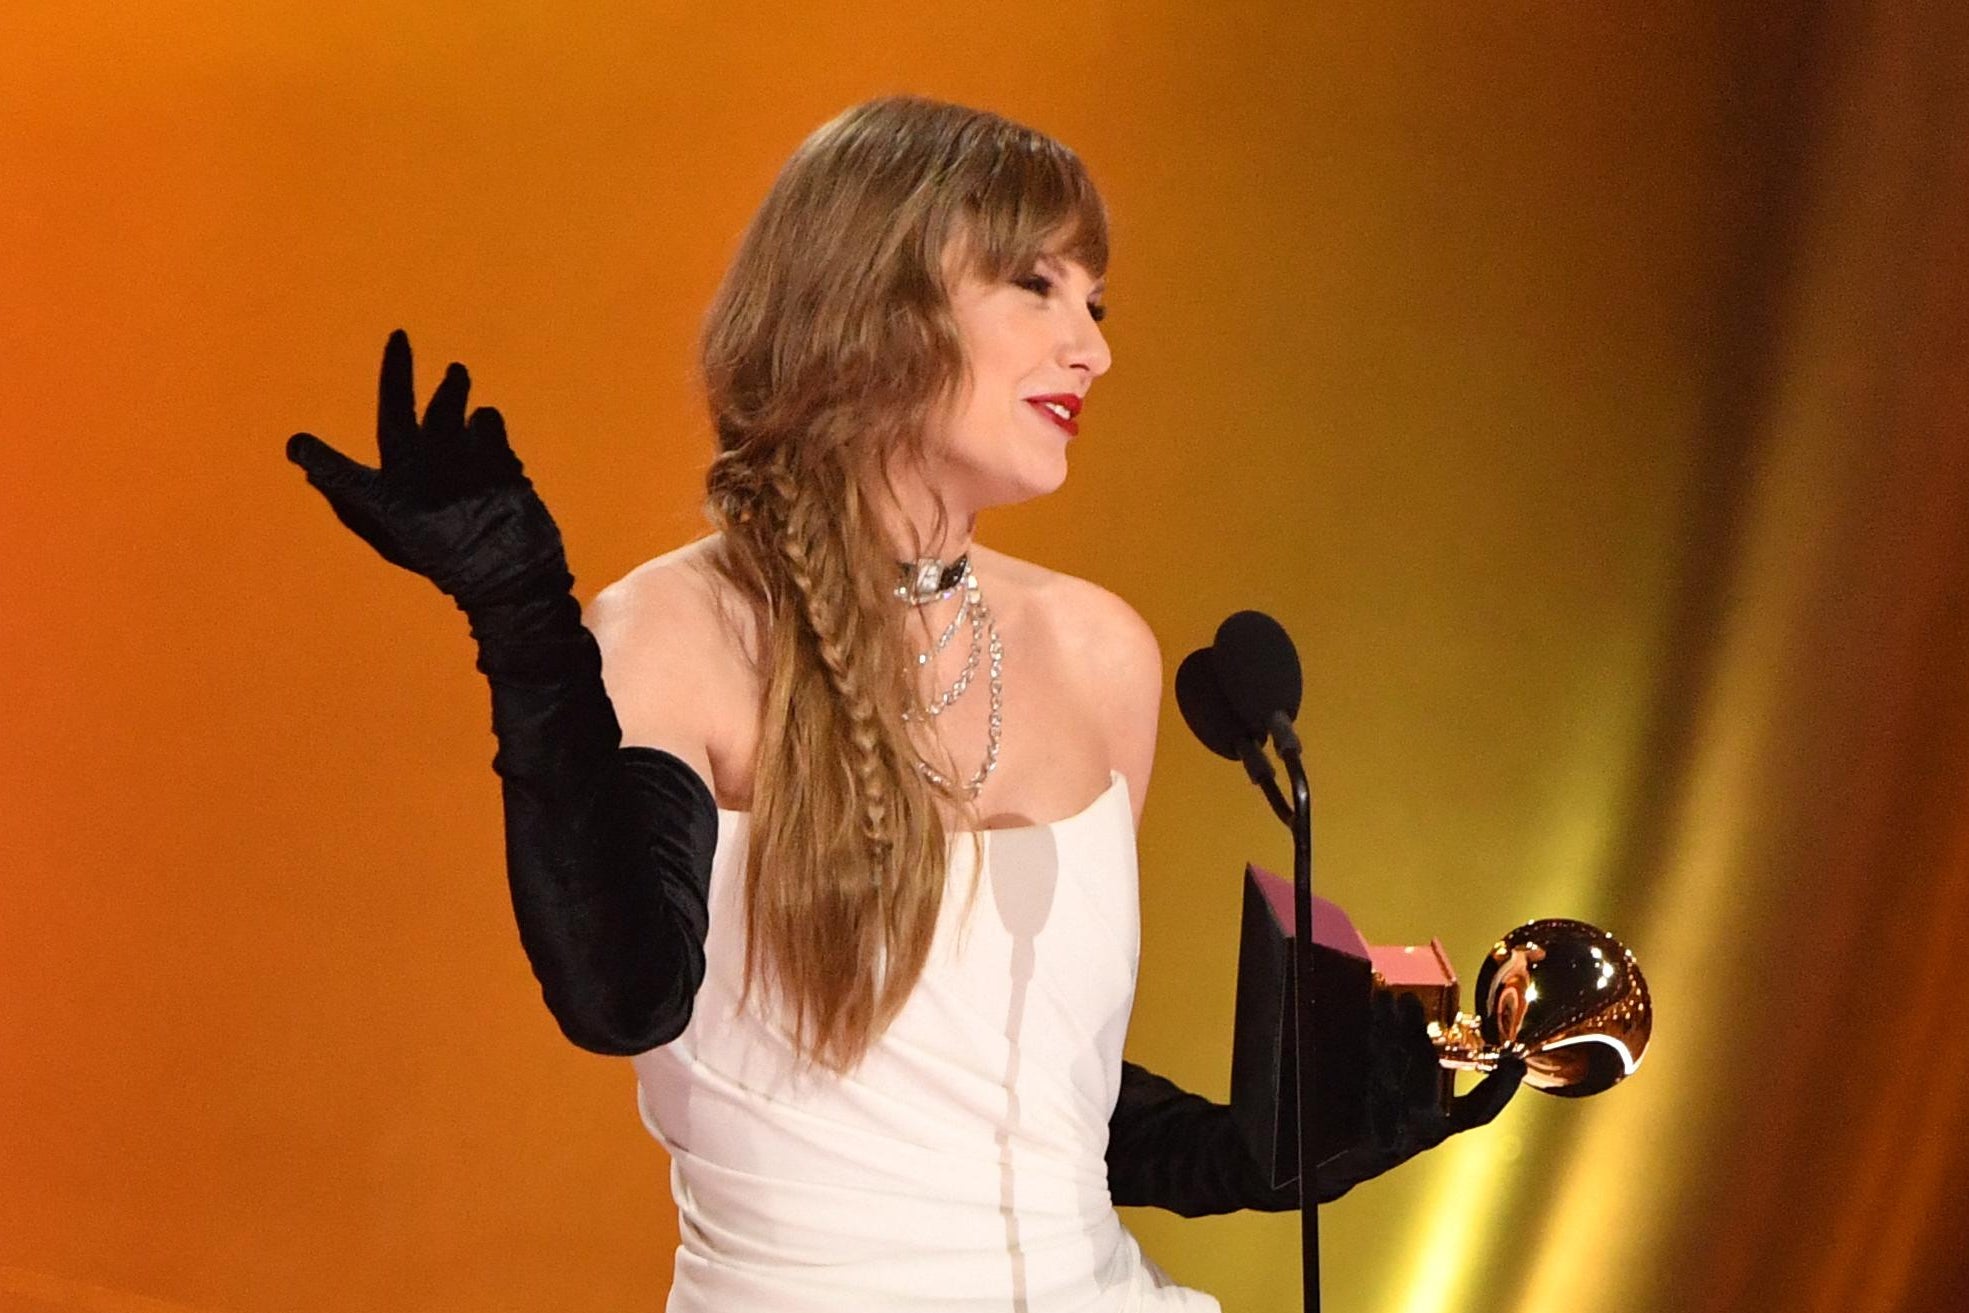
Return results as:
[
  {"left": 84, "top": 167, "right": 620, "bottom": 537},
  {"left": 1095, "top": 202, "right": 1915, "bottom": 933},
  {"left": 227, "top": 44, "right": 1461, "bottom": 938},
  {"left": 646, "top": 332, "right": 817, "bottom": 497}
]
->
[{"left": 286, "top": 330, "right": 718, "bottom": 1055}]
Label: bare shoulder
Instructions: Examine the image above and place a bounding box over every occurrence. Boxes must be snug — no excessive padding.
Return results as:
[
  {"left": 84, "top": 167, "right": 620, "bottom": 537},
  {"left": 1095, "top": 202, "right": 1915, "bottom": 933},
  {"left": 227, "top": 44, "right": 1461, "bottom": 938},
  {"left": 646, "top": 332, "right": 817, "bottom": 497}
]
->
[
  {"left": 973, "top": 546, "right": 1163, "bottom": 819},
  {"left": 586, "top": 534, "right": 758, "bottom": 794},
  {"left": 977, "top": 547, "right": 1159, "bottom": 682},
  {"left": 593, "top": 535, "right": 731, "bottom": 628}
]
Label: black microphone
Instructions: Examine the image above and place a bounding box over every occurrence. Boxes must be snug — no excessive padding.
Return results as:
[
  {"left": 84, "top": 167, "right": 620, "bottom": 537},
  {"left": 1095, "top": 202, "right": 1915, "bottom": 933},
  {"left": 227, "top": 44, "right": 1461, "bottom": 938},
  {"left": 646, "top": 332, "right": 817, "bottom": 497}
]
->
[
  {"left": 1210, "top": 610, "right": 1303, "bottom": 757},
  {"left": 1175, "top": 648, "right": 1247, "bottom": 761},
  {"left": 1176, "top": 648, "right": 1293, "bottom": 826}
]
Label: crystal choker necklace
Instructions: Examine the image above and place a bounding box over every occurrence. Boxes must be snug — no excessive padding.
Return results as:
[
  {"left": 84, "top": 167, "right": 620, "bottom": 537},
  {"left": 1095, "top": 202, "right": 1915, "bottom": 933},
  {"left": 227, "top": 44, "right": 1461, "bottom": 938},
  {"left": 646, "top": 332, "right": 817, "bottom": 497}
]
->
[{"left": 894, "top": 554, "right": 970, "bottom": 606}]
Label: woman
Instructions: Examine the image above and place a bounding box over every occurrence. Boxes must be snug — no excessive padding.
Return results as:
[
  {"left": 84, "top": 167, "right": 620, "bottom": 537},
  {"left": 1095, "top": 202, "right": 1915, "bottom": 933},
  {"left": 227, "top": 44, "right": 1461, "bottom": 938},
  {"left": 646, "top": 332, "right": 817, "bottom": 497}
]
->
[{"left": 287, "top": 95, "right": 1515, "bottom": 1311}]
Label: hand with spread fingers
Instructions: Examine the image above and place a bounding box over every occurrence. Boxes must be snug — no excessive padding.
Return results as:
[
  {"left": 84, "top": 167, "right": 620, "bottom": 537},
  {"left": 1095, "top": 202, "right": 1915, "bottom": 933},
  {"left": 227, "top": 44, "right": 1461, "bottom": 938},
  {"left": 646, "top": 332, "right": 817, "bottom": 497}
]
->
[
  {"left": 286, "top": 329, "right": 571, "bottom": 612},
  {"left": 284, "top": 328, "right": 719, "bottom": 1057}
]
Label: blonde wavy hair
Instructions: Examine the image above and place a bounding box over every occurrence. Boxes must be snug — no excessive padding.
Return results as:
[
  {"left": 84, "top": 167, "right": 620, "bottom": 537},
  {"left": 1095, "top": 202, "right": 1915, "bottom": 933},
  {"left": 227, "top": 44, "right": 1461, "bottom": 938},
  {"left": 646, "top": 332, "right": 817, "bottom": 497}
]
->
[{"left": 699, "top": 95, "right": 1109, "bottom": 1073}]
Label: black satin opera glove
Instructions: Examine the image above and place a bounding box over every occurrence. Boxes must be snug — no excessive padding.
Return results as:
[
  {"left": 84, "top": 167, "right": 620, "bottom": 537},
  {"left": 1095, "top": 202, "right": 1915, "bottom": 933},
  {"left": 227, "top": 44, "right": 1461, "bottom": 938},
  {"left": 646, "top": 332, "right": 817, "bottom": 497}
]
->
[
  {"left": 1106, "top": 992, "right": 1525, "bottom": 1216},
  {"left": 288, "top": 331, "right": 718, "bottom": 1055},
  {"left": 1107, "top": 1060, "right": 1300, "bottom": 1217},
  {"left": 466, "top": 591, "right": 718, "bottom": 1054},
  {"left": 1310, "top": 992, "right": 1525, "bottom": 1203}
]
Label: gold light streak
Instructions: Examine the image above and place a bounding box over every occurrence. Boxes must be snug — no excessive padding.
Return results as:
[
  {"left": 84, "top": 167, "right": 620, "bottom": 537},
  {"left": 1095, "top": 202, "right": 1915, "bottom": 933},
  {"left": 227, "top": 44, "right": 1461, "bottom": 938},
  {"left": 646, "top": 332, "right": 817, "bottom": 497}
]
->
[
  {"left": 1379, "top": 693, "right": 1653, "bottom": 1313},
  {"left": 1497, "top": 235, "right": 1853, "bottom": 1306},
  {"left": 1384, "top": 1122, "right": 1525, "bottom": 1313},
  {"left": 1501, "top": 737, "right": 1753, "bottom": 1313}
]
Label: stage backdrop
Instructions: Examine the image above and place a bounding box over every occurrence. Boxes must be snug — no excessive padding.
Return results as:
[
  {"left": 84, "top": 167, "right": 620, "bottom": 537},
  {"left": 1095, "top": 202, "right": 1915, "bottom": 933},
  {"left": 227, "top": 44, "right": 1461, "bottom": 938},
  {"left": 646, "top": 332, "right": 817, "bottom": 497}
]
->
[{"left": 4, "top": 2, "right": 1966, "bottom": 1311}]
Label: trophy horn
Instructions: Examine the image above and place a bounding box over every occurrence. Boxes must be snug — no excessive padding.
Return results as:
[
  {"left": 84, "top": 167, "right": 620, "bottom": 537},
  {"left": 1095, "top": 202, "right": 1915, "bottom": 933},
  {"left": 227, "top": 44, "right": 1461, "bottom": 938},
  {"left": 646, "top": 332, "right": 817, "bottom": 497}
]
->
[{"left": 1429, "top": 918, "right": 1653, "bottom": 1097}]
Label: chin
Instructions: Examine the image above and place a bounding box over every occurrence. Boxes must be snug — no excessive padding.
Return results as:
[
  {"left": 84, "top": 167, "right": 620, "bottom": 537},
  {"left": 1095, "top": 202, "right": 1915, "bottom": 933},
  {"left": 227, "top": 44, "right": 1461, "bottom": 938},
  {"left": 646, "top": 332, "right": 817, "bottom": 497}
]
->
[
  {"left": 1033, "top": 462, "right": 1070, "bottom": 499},
  {"left": 984, "top": 459, "right": 1069, "bottom": 509},
  {"left": 941, "top": 437, "right": 1070, "bottom": 511}
]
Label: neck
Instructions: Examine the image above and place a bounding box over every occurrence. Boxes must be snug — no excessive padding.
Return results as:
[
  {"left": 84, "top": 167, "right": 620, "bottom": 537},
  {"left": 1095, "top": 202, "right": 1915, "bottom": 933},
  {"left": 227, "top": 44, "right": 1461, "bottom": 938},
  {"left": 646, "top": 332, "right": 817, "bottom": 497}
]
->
[{"left": 878, "top": 466, "right": 976, "bottom": 567}]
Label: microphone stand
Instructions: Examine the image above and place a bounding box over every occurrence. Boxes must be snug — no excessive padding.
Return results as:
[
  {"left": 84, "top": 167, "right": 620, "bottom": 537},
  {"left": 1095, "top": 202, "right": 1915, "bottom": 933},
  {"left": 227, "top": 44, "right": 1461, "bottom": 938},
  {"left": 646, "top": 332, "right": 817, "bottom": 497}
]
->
[
  {"left": 1269, "top": 709, "right": 1319, "bottom": 1313},
  {"left": 1235, "top": 737, "right": 1295, "bottom": 826}
]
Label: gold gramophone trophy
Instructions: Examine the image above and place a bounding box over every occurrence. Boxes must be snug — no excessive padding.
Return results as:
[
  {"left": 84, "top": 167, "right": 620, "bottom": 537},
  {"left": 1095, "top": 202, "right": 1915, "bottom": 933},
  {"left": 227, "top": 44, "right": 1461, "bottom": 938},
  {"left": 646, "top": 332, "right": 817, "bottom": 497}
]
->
[
  {"left": 1229, "top": 870, "right": 1655, "bottom": 1177},
  {"left": 1425, "top": 917, "right": 1652, "bottom": 1097}
]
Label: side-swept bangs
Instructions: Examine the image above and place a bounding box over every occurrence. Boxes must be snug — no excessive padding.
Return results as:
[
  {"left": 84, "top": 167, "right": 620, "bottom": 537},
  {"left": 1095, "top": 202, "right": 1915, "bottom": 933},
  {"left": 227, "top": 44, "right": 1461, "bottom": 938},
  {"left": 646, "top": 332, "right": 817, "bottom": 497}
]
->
[{"left": 937, "top": 125, "right": 1110, "bottom": 286}]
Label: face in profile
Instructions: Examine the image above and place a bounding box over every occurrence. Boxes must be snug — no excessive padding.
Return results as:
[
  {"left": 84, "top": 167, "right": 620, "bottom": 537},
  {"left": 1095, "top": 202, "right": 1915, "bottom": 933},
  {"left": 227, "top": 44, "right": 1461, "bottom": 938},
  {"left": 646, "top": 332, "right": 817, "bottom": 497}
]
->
[{"left": 924, "top": 243, "right": 1112, "bottom": 513}]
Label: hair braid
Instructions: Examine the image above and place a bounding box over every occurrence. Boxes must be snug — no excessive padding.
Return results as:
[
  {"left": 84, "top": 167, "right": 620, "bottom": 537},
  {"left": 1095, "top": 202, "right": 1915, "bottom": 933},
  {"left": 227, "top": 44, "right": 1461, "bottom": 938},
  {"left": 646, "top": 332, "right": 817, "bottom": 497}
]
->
[{"left": 770, "top": 460, "right": 898, "bottom": 870}]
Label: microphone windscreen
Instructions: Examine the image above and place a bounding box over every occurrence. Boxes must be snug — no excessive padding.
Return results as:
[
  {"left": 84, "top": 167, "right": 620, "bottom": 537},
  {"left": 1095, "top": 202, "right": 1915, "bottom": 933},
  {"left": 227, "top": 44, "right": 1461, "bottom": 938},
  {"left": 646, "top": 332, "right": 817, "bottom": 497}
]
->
[
  {"left": 1175, "top": 648, "right": 1246, "bottom": 761},
  {"left": 1211, "top": 610, "right": 1303, "bottom": 733}
]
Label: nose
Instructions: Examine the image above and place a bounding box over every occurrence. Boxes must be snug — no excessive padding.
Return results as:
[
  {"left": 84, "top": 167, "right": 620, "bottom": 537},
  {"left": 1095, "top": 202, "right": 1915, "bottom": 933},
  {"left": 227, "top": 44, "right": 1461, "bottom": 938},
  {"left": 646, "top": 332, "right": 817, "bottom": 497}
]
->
[{"left": 1062, "top": 309, "right": 1112, "bottom": 381}]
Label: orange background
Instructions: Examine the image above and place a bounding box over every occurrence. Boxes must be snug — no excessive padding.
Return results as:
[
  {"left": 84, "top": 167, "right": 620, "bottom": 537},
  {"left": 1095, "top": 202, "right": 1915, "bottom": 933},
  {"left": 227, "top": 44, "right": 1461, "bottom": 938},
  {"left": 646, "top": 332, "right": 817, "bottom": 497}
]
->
[{"left": 4, "top": 2, "right": 1966, "bottom": 1311}]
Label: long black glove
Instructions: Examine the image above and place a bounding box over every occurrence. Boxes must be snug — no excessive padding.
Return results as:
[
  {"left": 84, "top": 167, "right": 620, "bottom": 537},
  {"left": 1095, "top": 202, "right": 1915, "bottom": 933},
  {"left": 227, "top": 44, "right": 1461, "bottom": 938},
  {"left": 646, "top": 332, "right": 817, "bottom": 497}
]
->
[
  {"left": 1310, "top": 992, "right": 1525, "bottom": 1202},
  {"left": 1106, "top": 992, "right": 1525, "bottom": 1215},
  {"left": 286, "top": 330, "right": 718, "bottom": 1055},
  {"left": 1107, "top": 1059, "right": 1300, "bottom": 1216}
]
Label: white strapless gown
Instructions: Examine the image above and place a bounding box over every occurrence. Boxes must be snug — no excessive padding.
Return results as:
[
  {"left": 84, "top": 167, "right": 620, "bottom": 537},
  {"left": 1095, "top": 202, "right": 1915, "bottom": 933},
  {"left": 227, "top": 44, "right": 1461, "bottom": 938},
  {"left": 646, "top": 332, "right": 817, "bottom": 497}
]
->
[{"left": 631, "top": 770, "right": 1219, "bottom": 1312}]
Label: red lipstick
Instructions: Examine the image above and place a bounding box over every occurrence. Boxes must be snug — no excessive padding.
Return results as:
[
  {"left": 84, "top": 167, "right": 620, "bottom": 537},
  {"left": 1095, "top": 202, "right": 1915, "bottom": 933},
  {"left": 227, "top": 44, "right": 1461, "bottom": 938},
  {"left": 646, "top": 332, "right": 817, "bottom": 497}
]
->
[{"left": 1025, "top": 393, "right": 1082, "bottom": 437}]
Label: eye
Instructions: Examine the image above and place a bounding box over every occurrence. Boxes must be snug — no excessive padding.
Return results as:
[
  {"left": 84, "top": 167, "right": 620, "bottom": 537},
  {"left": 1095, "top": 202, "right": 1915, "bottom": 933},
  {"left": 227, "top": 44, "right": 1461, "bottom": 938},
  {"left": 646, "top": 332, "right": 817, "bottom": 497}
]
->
[{"left": 1016, "top": 272, "right": 1107, "bottom": 324}]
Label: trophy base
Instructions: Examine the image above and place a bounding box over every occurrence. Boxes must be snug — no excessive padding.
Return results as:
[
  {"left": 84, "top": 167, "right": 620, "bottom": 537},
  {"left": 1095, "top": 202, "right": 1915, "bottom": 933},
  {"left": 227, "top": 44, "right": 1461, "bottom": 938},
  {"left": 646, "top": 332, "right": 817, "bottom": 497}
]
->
[
  {"left": 1229, "top": 865, "right": 1463, "bottom": 1189},
  {"left": 1368, "top": 940, "right": 1460, "bottom": 1113}
]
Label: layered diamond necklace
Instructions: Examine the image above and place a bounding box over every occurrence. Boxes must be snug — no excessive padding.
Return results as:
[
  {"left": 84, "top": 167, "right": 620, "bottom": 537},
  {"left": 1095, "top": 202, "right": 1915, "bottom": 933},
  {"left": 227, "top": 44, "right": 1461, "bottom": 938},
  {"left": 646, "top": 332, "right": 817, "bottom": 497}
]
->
[{"left": 895, "top": 554, "right": 1002, "bottom": 799}]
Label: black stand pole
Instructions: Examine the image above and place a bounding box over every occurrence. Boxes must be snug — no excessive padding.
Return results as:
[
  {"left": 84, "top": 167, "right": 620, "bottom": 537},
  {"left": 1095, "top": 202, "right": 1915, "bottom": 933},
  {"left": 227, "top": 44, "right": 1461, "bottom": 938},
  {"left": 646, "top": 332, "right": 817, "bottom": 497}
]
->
[{"left": 1271, "top": 711, "right": 1319, "bottom": 1313}]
